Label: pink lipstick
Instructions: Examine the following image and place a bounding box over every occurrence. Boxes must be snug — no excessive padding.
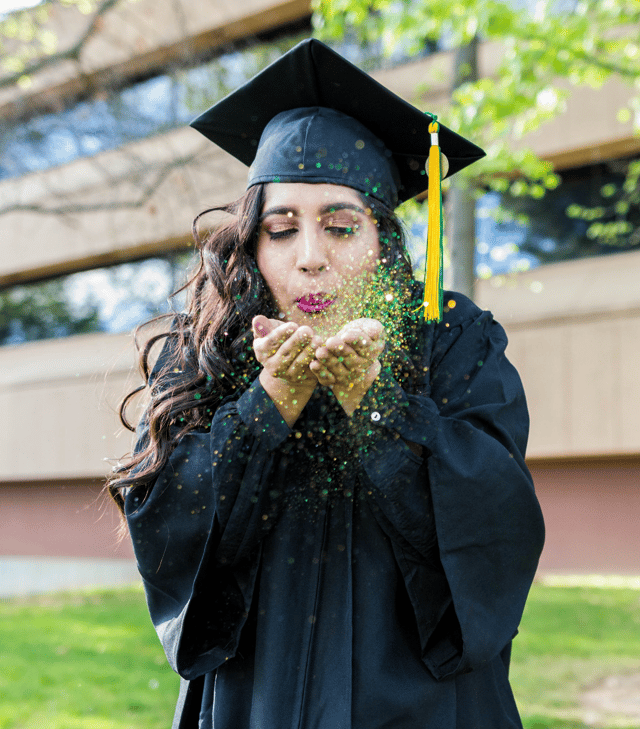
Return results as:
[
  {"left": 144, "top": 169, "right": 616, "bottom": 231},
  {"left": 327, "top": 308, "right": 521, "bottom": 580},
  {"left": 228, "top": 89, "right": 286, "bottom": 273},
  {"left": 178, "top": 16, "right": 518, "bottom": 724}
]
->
[{"left": 296, "top": 293, "right": 336, "bottom": 313}]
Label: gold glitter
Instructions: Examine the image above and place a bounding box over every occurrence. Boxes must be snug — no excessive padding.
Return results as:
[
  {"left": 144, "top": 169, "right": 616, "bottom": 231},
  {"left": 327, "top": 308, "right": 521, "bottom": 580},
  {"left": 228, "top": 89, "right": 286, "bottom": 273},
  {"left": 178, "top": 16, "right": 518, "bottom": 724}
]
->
[
  {"left": 448, "top": 299, "right": 456, "bottom": 308},
  {"left": 355, "top": 139, "right": 365, "bottom": 149}
]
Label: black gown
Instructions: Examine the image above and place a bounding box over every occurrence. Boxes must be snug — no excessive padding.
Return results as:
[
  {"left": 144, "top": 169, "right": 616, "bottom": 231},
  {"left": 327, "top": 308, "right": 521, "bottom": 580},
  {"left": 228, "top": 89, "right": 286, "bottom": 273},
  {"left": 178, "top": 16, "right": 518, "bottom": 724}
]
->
[{"left": 125, "top": 291, "right": 545, "bottom": 729}]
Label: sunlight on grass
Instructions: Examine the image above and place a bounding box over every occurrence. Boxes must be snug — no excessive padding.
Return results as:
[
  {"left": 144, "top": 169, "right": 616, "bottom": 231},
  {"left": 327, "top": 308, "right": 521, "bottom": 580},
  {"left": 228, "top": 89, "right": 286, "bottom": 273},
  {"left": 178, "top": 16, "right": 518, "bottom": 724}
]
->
[
  {"left": 0, "top": 586, "right": 178, "bottom": 729},
  {"left": 0, "top": 582, "right": 639, "bottom": 728},
  {"left": 512, "top": 582, "right": 640, "bottom": 729}
]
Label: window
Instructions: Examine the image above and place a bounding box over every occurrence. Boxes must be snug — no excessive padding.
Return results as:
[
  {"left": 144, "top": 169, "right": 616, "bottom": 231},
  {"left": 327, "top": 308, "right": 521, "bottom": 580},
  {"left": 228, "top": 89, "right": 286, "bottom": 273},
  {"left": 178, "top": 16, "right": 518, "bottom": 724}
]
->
[
  {"left": 0, "top": 251, "right": 194, "bottom": 346},
  {"left": 476, "top": 157, "right": 640, "bottom": 277}
]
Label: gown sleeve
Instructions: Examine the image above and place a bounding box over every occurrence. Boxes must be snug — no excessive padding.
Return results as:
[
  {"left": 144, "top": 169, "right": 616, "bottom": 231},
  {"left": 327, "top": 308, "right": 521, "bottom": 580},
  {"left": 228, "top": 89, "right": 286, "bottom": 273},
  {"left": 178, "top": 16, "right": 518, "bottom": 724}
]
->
[
  {"left": 350, "top": 292, "right": 545, "bottom": 681},
  {"left": 125, "top": 377, "right": 291, "bottom": 680}
]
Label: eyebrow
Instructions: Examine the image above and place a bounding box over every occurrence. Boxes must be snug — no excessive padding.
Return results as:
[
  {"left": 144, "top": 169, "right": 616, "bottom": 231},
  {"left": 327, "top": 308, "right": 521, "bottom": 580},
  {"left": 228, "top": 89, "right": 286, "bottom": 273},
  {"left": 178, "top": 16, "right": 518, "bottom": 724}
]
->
[{"left": 259, "top": 202, "right": 367, "bottom": 221}]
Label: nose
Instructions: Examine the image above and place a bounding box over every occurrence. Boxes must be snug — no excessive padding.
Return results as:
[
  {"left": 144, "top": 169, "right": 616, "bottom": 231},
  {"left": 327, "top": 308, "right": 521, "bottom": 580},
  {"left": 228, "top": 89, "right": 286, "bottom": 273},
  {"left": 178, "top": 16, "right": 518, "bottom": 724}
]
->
[{"left": 296, "top": 223, "right": 329, "bottom": 274}]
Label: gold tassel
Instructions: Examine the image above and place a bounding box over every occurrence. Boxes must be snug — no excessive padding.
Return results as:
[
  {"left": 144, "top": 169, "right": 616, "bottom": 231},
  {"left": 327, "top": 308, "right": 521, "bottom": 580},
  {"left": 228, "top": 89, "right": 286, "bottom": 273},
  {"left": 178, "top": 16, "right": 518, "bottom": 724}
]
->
[{"left": 420, "top": 119, "right": 444, "bottom": 322}]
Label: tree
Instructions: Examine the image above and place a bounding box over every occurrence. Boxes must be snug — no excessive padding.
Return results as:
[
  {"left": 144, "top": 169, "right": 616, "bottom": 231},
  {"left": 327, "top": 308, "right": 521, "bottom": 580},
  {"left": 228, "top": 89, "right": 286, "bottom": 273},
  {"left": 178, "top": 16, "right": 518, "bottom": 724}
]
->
[
  {"left": 312, "top": 0, "right": 640, "bottom": 297},
  {"left": 0, "top": 0, "right": 112, "bottom": 91}
]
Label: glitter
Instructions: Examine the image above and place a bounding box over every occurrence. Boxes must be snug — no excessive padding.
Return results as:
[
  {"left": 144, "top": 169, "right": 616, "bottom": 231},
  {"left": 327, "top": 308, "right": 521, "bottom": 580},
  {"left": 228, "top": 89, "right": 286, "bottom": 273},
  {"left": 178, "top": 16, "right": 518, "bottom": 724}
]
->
[
  {"left": 287, "top": 211, "right": 293, "bottom": 217},
  {"left": 193, "top": 393, "right": 202, "bottom": 400},
  {"left": 262, "top": 514, "right": 269, "bottom": 520},
  {"left": 385, "top": 293, "right": 394, "bottom": 302},
  {"left": 355, "top": 139, "right": 365, "bottom": 149},
  {"left": 316, "top": 162, "right": 322, "bottom": 168},
  {"left": 288, "top": 557, "right": 295, "bottom": 564},
  {"left": 448, "top": 299, "right": 456, "bottom": 308},
  {"left": 295, "top": 431, "right": 302, "bottom": 438},
  {"left": 298, "top": 163, "right": 304, "bottom": 169}
]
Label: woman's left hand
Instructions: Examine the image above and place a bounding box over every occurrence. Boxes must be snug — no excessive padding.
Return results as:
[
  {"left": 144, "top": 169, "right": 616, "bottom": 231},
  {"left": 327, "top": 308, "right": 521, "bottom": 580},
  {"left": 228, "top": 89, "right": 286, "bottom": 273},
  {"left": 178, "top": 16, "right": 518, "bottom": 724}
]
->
[{"left": 310, "top": 318, "right": 385, "bottom": 415}]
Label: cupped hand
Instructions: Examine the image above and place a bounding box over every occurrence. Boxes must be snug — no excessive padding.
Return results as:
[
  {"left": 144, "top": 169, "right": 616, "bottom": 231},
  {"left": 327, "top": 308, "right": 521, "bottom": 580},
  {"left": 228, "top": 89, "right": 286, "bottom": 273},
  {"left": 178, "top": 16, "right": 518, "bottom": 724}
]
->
[
  {"left": 252, "top": 315, "right": 321, "bottom": 388},
  {"left": 310, "top": 318, "right": 385, "bottom": 388}
]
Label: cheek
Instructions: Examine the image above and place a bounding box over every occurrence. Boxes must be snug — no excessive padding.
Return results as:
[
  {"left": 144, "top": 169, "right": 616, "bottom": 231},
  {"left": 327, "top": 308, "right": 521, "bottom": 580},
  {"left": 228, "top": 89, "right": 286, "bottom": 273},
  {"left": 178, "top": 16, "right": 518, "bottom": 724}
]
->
[{"left": 256, "top": 242, "right": 295, "bottom": 313}]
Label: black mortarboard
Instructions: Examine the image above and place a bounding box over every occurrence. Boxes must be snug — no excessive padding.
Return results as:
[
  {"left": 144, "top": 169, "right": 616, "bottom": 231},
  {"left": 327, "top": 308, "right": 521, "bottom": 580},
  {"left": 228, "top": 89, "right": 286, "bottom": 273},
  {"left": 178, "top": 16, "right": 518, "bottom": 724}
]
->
[{"left": 190, "top": 38, "right": 485, "bottom": 210}]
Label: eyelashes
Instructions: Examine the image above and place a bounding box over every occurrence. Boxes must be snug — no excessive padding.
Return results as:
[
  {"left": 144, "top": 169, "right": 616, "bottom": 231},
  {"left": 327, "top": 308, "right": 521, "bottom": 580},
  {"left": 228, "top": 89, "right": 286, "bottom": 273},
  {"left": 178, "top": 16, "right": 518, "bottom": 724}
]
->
[{"left": 266, "top": 225, "right": 359, "bottom": 240}]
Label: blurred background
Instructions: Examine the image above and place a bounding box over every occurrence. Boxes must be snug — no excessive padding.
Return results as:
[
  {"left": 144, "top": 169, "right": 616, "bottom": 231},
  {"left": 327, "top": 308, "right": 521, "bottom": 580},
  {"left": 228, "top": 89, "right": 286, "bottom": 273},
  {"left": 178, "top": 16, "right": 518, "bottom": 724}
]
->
[{"left": 1, "top": 0, "right": 639, "bottom": 599}]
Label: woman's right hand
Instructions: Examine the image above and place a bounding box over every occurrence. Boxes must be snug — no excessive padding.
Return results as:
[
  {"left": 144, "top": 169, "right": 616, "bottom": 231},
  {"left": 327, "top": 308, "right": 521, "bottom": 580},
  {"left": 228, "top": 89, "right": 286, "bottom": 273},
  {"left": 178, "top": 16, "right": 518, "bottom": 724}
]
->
[
  {"left": 252, "top": 316, "right": 320, "bottom": 426},
  {"left": 252, "top": 315, "right": 320, "bottom": 387}
]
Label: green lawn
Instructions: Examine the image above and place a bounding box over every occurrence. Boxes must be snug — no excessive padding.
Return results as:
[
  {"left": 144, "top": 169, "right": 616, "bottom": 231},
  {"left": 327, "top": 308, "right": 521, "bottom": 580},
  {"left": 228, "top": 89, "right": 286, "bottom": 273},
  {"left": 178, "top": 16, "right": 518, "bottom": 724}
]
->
[
  {"left": 0, "top": 581, "right": 639, "bottom": 728},
  {"left": 0, "top": 586, "right": 178, "bottom": 729},
  {"left": 513, "top": 581, "right": 640, "bottom": 729}
]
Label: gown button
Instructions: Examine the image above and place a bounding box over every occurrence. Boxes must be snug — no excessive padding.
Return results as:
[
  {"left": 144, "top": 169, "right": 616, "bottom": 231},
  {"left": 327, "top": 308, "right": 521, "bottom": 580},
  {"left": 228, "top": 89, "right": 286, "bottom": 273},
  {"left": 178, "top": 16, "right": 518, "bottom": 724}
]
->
[{"left": 371, "top": 411, "right": 381, "bottom": 422}]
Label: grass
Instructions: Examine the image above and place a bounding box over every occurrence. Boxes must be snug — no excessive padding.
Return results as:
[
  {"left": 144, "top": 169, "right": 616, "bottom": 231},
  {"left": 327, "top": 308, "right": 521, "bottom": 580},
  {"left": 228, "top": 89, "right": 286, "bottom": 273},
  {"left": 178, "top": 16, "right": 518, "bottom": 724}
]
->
[
  {"left": 512, "top": 581, "right": 640, "bottom": 729},
  {"left": 0, "top": 581, "right": 639, "bottom": 728},
  {"left": 0, "top": 586, "right": 178, "bottom": 729}
]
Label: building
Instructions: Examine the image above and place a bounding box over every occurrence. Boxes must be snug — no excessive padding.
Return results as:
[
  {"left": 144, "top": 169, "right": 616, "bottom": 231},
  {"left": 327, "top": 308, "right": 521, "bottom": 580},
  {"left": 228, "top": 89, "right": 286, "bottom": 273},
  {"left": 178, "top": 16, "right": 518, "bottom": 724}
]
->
[{"left": 1, "top": 0, "right": 639, "bottom": 595}]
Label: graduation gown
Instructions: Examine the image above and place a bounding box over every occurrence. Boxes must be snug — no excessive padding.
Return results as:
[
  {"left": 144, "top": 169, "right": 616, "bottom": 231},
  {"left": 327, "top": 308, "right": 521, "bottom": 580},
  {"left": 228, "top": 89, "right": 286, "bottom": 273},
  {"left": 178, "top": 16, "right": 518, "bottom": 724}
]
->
[{"left": 125, "top": 291, "right": 545, "bottom": 729}]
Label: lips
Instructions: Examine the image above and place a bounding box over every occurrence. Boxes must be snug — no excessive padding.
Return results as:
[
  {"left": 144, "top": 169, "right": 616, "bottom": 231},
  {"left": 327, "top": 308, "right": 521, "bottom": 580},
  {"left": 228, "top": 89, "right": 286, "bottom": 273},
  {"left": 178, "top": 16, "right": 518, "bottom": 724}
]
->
[{"left": 296, "top": 293, "right": 336, "bottom": 313}]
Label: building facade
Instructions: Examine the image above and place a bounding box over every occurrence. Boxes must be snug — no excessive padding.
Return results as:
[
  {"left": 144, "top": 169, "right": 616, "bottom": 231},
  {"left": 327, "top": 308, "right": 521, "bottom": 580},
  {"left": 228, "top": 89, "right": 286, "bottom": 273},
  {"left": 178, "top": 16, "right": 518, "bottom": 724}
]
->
[{"left": 1, "top": 0, "right": 639, "bottom": 595}]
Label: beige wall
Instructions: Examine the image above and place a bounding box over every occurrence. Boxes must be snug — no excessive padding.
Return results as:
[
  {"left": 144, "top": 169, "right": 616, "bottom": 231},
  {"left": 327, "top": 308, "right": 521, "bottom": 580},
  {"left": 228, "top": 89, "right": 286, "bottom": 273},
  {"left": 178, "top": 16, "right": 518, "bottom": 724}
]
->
[
  {"left": 478, "top": 249, "right": 640, "bottom": 459},
  {"left": 0, "top": 331, "right": 139, "bottom": 480}
]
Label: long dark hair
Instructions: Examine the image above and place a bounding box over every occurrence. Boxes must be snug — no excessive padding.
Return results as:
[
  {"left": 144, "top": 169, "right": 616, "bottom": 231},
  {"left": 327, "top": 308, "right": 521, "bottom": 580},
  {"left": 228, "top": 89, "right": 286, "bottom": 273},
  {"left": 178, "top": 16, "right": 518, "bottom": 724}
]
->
[{"left": 107, "top": 183, "right": 416, "bottom": 515}]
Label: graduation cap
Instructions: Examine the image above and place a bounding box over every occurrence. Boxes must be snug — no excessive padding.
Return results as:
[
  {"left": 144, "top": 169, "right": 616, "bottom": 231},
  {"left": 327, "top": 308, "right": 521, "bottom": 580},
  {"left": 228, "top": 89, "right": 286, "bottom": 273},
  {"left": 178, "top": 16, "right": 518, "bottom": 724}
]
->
[{"left": 190, "top": 38, "right": 485, "bottom": 322}]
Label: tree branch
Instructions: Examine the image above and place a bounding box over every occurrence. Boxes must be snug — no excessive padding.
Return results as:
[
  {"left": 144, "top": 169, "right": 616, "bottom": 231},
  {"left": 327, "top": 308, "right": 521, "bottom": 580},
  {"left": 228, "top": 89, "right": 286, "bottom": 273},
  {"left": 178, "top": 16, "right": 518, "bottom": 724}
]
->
[
  {"left": 0, "top": 149, "right": 203, "bottom": 217},
  {"left": 0, "top": 0, "right": 123, "bottom": 91}
]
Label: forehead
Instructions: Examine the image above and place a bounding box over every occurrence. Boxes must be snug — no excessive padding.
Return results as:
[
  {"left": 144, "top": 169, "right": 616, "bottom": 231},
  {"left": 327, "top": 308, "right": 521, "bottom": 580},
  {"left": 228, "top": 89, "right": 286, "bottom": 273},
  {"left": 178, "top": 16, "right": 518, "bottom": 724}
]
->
[{"left": 261, "top": 182, "right": 365, "bottom": 211}]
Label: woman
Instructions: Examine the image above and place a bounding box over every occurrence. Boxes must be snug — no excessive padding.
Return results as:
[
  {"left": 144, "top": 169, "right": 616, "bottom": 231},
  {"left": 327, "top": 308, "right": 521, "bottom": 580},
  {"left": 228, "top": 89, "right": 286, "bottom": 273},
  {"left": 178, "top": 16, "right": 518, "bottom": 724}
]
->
[{"left": 109, "top": 39, "right": 544, "bottom": 729}]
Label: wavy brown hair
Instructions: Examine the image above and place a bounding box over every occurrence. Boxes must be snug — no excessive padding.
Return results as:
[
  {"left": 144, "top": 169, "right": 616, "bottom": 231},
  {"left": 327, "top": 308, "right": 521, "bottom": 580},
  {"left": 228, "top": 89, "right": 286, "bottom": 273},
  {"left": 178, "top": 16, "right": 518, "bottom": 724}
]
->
[{"left": 107, "top": 183, "right": 415, "bottom": 516}]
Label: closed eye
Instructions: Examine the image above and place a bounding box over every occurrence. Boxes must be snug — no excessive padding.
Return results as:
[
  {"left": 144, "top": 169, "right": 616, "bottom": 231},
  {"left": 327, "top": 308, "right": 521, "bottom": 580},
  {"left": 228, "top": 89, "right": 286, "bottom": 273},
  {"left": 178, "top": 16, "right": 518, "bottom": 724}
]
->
[
  {"left": 267, "top": 228, "right": 297, "bottom": 240},
  {"left": 327, "top": 226, "right": 358, "bottom": 238}
]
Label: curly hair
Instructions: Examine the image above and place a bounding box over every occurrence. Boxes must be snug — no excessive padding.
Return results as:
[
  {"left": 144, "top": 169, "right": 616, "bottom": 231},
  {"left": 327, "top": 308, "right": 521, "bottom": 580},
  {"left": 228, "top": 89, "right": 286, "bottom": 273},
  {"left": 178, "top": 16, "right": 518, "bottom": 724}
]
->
[{"left": 107, "top": 183, "right": 416, "bottom": 516}]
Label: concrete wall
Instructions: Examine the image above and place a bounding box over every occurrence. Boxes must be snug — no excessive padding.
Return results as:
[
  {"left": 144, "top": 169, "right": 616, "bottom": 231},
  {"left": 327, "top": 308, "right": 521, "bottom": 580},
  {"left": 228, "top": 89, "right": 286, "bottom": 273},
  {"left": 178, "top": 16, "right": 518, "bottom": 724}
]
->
[
  {"left": 0, "top": 331, "right": 140, "bottom": 480},
  {"left": 531, "top": 457, "right": 640, "bottom": 574},
  {"left": 477, "top": 248, "right": 640, "bottom": 459}
]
